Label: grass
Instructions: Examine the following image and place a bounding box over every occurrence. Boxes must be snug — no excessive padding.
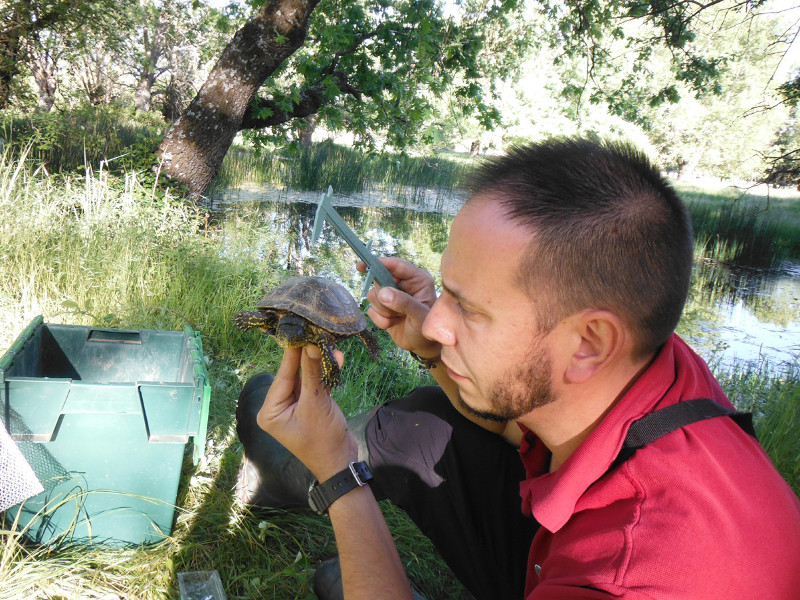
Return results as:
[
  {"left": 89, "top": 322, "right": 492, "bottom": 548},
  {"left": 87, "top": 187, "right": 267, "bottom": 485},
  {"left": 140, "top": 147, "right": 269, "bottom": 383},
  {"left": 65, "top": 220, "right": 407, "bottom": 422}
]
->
[
  {"left": 678, "top": 181, "right": 800, "bottom": 267},
  {"left": 716, "top": 361, "right": 800, "bottom": 494},
  {"left": 209, "top": 140, "right": 469, "bottom": 205},
  {"left": 0, "top": 124, "right": 799, "bottom": 599}
]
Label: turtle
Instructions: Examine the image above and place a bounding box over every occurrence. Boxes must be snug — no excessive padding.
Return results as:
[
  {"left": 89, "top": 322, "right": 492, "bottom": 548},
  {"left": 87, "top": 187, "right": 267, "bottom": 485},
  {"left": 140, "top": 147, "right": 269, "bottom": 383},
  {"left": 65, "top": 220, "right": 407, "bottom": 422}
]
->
[{"left": 234, "top": 276, "right": 380, "bottom": 388}]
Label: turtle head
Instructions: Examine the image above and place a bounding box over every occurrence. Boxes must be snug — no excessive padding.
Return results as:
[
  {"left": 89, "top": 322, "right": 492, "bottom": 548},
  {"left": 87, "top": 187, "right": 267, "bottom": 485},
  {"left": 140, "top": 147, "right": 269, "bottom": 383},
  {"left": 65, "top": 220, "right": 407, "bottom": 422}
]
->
[{"left": 275, "top": 314, "right": 307, "bottom": 347}]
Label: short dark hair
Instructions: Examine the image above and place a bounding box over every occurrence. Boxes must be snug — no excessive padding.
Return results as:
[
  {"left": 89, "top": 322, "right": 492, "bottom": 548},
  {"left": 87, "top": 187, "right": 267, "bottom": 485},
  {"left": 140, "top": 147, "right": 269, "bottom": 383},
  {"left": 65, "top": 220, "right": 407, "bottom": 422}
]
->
[{"left": 468, "top": 137, "right": 693, "bottom": 359}]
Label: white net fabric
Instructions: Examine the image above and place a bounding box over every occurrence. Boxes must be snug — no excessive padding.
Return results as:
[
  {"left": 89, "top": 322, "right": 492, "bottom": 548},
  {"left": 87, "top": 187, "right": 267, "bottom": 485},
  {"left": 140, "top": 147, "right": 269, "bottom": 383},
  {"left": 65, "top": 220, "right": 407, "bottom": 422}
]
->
[{"left": 0, "top": 417, "right": 44, "bottom": 512}]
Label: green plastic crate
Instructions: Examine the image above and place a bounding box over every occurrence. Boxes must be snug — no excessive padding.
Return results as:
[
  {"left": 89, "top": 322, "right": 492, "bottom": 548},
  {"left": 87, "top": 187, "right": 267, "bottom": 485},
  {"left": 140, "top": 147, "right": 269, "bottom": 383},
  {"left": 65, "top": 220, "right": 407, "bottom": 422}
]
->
[{"left": 0, "top": 316, "right": 211, "bottom": 546}]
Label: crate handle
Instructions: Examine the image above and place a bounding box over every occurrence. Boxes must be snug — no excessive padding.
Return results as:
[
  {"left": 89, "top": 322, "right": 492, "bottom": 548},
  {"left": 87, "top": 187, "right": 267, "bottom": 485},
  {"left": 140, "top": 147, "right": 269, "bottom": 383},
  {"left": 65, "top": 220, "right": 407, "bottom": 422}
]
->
[{"left": 87, "top": 329, "right": 142, "bottom": 344}]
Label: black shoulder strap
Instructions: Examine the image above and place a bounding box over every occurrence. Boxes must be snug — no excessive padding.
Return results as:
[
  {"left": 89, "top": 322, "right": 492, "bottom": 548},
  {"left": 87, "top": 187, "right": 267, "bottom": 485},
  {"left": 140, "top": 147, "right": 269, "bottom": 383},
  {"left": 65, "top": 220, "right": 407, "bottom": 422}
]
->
[{"left": 606, "top": 398, "right": 756, "bottom": 476}]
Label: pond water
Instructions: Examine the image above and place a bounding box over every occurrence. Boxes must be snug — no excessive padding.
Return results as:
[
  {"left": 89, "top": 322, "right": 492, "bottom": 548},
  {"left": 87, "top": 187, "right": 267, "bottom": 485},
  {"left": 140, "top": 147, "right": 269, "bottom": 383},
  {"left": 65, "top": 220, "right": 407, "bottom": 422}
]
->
[
  {"left": 687, "top": 260, "right": 800, "bottom": 373},
  {"left": 218, "top": 187, "right": 800, "bottom": 375}
]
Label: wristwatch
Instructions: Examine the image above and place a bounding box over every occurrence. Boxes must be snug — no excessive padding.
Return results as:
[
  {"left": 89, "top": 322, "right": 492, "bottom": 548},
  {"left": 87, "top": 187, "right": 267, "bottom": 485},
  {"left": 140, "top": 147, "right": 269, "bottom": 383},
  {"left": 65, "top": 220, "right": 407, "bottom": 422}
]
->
[{"left": 308, "top": 461, "right": 373, "bottom": 515}]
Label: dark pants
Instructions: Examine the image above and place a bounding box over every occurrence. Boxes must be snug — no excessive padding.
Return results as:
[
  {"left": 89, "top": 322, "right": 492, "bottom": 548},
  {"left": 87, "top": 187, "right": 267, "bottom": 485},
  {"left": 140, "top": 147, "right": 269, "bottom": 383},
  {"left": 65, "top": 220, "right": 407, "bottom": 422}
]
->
[
  {"left": 238, "top": 378, "right": 538, "bottom": 600},
  {"left": 364, "top": 387, "right": 538, "bottom": 600}
]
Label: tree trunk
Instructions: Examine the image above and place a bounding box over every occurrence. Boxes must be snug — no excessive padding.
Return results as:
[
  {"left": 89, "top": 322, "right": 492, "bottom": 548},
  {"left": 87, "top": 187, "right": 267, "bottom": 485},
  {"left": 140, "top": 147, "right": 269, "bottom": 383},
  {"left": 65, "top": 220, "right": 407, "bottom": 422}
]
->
[
  {"left": 297, "top": 115, "right": 317, "bottom": 148},
  {"left": 156, "top": 0, "right": 320, "bottom": 198},
  {"left": 32, "top": 65, "right": 57, "bottom": 112},
  {"left": 135, "top": 74, "right": 154, "bottom": 112},
  {"left": 31, "top": 52, "right": 59, "bottom": 112},
  {"left": 0, "top": 9, "right": 25, "bottom": 109}
]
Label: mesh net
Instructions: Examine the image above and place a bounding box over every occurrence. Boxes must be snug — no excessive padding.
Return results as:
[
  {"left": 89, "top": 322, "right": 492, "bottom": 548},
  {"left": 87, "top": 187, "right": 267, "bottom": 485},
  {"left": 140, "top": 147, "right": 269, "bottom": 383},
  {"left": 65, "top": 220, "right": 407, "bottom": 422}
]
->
[{"left": 0, "top": 410, "right": 44, "bottom": 512}]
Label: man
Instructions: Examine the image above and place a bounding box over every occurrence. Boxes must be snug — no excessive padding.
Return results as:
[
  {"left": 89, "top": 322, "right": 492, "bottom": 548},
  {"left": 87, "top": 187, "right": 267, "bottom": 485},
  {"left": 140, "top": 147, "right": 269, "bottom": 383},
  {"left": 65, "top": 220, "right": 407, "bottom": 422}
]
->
[{"left": 239, "top": 138, "right": 800, "bottom": 599}]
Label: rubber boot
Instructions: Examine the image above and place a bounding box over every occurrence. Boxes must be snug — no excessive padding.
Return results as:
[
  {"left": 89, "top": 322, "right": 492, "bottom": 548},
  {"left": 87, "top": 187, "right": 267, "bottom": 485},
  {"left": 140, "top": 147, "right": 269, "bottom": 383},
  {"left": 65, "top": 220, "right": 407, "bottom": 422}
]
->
[
  {"left": 312, "top": 556, "right": 428, "bottom": 600},
  {"left": 235, "top": 373, "right": 377, "bottom": 508}
]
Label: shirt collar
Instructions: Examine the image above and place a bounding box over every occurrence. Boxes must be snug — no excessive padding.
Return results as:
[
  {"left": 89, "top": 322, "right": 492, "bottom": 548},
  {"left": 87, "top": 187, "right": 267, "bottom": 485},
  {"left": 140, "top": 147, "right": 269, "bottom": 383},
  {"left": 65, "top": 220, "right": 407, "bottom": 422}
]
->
[{"left": 518, "top": 334, "right": 725, "bottom": 532}]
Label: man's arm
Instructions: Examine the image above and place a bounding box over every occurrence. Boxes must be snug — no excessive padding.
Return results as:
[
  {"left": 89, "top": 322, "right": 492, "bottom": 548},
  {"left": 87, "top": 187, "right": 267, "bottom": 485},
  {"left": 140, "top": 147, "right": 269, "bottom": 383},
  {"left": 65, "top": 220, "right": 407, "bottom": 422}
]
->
[{"left": 256, "top": 345, "right": 413, "bottom": 600}]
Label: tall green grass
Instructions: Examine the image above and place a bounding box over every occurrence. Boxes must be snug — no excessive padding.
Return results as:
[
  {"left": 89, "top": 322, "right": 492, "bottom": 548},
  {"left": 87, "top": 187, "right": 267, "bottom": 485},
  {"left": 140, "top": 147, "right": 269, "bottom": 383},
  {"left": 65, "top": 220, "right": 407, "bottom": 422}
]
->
[
  {"left": 681, "top": 183, "right": 800, "bottom": 266},
  {"left": 717, "top": 362, "right": 800, "bottom": 493},
  {"left": 211, "top": 140, "right": 469, "bottom": 201},
  {"left": 0, "top": 104, "right": 166, "bottom": 176}
]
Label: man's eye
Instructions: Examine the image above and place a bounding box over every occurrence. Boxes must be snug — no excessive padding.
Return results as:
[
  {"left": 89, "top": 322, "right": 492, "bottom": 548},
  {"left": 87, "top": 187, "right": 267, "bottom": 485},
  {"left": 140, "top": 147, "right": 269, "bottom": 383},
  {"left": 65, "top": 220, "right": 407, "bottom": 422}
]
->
[{"left": 456, "top": 301, "right": 474, "bottom": 316}]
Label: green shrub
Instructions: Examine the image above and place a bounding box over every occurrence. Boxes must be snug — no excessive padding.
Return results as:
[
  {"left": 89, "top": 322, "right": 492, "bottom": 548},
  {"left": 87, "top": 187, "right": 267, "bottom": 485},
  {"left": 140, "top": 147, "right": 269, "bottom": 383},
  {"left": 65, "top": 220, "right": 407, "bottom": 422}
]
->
[{"left": 0, "top": 103, "right": 165, "bottom": 176}]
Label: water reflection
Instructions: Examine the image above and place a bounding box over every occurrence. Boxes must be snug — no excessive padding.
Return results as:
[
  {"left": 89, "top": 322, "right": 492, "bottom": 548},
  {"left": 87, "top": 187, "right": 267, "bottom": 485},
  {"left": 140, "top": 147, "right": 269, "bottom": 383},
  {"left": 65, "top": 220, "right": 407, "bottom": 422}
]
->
[
  {"left": 221, "top": 200, "right": 452, "bottom": 296},
  {"left": 686, "top": 259, "right": 800, "bottom": 372},
  {"left": 221, "top": 198, "right": 800, "bottom": 374}
]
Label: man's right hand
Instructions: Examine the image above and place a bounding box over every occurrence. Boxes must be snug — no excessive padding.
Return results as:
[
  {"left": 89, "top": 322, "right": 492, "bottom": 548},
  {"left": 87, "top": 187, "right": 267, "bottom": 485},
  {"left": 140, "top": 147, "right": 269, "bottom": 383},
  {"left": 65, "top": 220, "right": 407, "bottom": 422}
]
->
[{"left": 357, "top": 257, "right": 441, "bottom": 361}]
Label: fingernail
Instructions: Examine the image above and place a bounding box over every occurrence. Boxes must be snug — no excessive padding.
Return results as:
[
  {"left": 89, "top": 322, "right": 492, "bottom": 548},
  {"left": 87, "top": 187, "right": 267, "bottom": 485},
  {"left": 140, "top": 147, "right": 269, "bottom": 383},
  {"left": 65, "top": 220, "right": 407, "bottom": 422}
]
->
[{"left": 378, "top": 287, "right": 394, "bottom": 303}]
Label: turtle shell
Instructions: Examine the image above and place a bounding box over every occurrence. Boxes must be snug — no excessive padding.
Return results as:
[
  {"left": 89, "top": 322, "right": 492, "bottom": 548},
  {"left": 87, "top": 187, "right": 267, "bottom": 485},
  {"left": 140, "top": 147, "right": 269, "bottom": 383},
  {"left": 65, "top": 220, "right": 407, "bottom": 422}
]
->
[{"left": 256, "top": 276, "right": 366, "bottom": 335}]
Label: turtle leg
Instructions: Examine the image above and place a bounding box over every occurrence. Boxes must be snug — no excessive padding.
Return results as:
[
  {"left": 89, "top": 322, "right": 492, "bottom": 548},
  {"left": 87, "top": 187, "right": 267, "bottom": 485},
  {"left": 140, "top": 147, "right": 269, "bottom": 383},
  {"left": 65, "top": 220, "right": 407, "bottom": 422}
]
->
[
  {"left": 234, "top": 311, "right": 265, "bottom": 331},
  {"left": 234, "top": 310, "right": 276, "bottom": 334},
  {"left": 358, "top": 329, "right": 381, "bottom": 361},
  {"left": 318, "top": 338, "right": 341, "bottom": 388}
]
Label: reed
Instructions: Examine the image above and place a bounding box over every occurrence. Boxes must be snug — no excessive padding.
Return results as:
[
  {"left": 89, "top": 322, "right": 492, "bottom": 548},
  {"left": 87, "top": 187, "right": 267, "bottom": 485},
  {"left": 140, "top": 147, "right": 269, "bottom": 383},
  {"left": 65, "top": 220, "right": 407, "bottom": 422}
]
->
[
  {"left": 680, "top": 183, "right": 800, "bottom": 266},
  {"left": 211, "top": 141, "right": 469, "bottom": 203},
  {"left": 688, "top": 201, "right": 787, "bottom": 267}
]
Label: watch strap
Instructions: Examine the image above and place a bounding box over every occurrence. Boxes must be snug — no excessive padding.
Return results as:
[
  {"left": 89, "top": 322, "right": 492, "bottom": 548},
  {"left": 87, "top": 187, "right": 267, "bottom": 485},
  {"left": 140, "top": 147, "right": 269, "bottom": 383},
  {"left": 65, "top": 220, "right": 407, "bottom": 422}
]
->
[{"left": 308, "top": 461, "right": 373, "bottom": 514}]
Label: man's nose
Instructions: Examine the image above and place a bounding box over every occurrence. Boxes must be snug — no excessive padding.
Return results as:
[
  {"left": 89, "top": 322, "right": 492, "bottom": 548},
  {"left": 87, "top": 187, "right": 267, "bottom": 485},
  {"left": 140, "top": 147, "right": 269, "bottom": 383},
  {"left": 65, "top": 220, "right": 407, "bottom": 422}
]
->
[{"left": 421, "top": 296, "right": 456, "bottom": 346}]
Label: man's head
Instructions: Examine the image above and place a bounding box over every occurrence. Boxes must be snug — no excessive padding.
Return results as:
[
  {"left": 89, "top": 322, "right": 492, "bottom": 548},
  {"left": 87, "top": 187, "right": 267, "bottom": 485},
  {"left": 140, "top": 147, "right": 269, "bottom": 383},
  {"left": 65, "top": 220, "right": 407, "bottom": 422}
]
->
[{"left": 467, "top": 137, "right": 693, "bottom": 360}]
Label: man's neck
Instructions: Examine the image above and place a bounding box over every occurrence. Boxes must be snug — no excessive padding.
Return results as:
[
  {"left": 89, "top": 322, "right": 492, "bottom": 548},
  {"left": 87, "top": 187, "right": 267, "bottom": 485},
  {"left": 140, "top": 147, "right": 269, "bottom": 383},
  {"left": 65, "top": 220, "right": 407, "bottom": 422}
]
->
[{"left": 520, "top": 357, "right": 652, "bottom": 472}]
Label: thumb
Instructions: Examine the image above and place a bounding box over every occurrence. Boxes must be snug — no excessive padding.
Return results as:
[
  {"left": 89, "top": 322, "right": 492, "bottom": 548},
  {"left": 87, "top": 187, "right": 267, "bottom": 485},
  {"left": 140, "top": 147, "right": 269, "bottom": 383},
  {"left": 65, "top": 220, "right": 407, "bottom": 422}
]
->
[{"left": 301, "top": 345, "right": 325, "bottom": 388}]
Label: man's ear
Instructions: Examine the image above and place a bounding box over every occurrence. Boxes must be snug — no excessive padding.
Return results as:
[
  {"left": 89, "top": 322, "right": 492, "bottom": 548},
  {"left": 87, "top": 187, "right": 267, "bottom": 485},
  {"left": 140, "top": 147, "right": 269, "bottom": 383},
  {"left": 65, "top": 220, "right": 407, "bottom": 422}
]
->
[{"left": 563, "top": 310, "right": 627, "bottom": 384}]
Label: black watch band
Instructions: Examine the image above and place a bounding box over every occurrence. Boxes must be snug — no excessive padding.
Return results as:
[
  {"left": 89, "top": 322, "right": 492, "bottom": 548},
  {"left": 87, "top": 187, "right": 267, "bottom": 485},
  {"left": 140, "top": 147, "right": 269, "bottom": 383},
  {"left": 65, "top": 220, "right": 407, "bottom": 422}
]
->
[{"left": 308, "top": 461, "right": 373, "bottom": 515}]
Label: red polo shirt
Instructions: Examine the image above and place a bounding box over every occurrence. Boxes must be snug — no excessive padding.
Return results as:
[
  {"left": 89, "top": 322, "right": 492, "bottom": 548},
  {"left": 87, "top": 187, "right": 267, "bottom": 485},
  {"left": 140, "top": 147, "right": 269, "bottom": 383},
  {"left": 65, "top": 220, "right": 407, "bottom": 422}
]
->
[{"left": 519, "top": 334, "right": 800, "bottom": 599}]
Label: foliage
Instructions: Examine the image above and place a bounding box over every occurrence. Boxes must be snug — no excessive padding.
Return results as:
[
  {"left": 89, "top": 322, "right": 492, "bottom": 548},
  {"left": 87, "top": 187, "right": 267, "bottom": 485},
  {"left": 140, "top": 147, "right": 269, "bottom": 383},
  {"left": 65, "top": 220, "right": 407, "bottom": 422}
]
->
[
  {"left": 644, "top": 8, "right": 791, "bottom": 179},
  {"left": 237, "top": 0, "right": 532, "bottom": 154},
  {"left": 0, "top": 0, "right": 137, "bottom": 108},
  {"left": 237, "top": 0, "right": 795, "bottom": 156},
  {"left": 535, "top": 0, "right": 781, "bottom": 114},
  {"left": 766, "top": 91, "right": 800, "bottom": 186},
  {"left": 4, "top": 0, "right": 800, "bottom": 187},
  {"left": 121, "top": 0, "right": 235, "bottom": 115},
  {"left": 2, "top": 0, "right": 236, "bottom": 115},
  {"left": 212, "top": 140, "right": 468, "bottom": 196},
  {"left": 0, "top": 103, "right": 167, "bottom": 181}
]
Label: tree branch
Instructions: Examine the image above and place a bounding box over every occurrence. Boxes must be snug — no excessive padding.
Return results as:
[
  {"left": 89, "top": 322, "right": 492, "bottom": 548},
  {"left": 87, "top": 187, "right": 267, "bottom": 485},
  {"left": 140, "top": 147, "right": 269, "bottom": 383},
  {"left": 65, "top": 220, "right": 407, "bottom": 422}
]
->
[{"left": 239, "top": 72, "right": 362, "bottom": 131}]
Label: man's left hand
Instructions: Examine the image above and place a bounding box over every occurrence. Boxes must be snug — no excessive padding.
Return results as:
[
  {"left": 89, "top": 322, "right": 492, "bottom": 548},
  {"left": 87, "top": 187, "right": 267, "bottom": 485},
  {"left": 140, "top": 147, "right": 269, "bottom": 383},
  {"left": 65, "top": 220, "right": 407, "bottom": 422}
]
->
[{"left": 256, "top": 345, "right": 357, "bottom": 481}]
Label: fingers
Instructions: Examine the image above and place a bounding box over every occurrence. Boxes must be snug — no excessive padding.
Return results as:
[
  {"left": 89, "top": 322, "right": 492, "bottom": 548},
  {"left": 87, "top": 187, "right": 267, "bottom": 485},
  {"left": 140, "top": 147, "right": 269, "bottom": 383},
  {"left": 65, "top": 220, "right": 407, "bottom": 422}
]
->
[
  {"left": 275, "top": 345, "right": 302, "bottom": 382},
  {"left": 357, "top": 256, "right": 408, "bottom": 281},
  {"left": 357, "top": 257, "right": 431, "bottom": 286},
  {"left": 258, "top": 345, "right": 338, "bottom": 429},
  {"left": 299, "top": 344, "right": 323, "bottom": 389},
  {"left": 303, "top": 343, "right": 342, "bottom": 368},
  {"left": 376, "top": 286, "right": 430, "bottom": 325},
  {"left": 366, "top": 285, "right": 406, "bottom": 330}
]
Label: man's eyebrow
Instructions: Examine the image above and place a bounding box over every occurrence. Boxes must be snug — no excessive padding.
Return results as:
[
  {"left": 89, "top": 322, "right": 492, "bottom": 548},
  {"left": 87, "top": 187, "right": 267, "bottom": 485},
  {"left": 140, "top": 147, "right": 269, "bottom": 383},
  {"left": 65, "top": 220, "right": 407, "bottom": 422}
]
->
[{"left": 441, "top": 281, "right": 474, "bottom": 307}]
